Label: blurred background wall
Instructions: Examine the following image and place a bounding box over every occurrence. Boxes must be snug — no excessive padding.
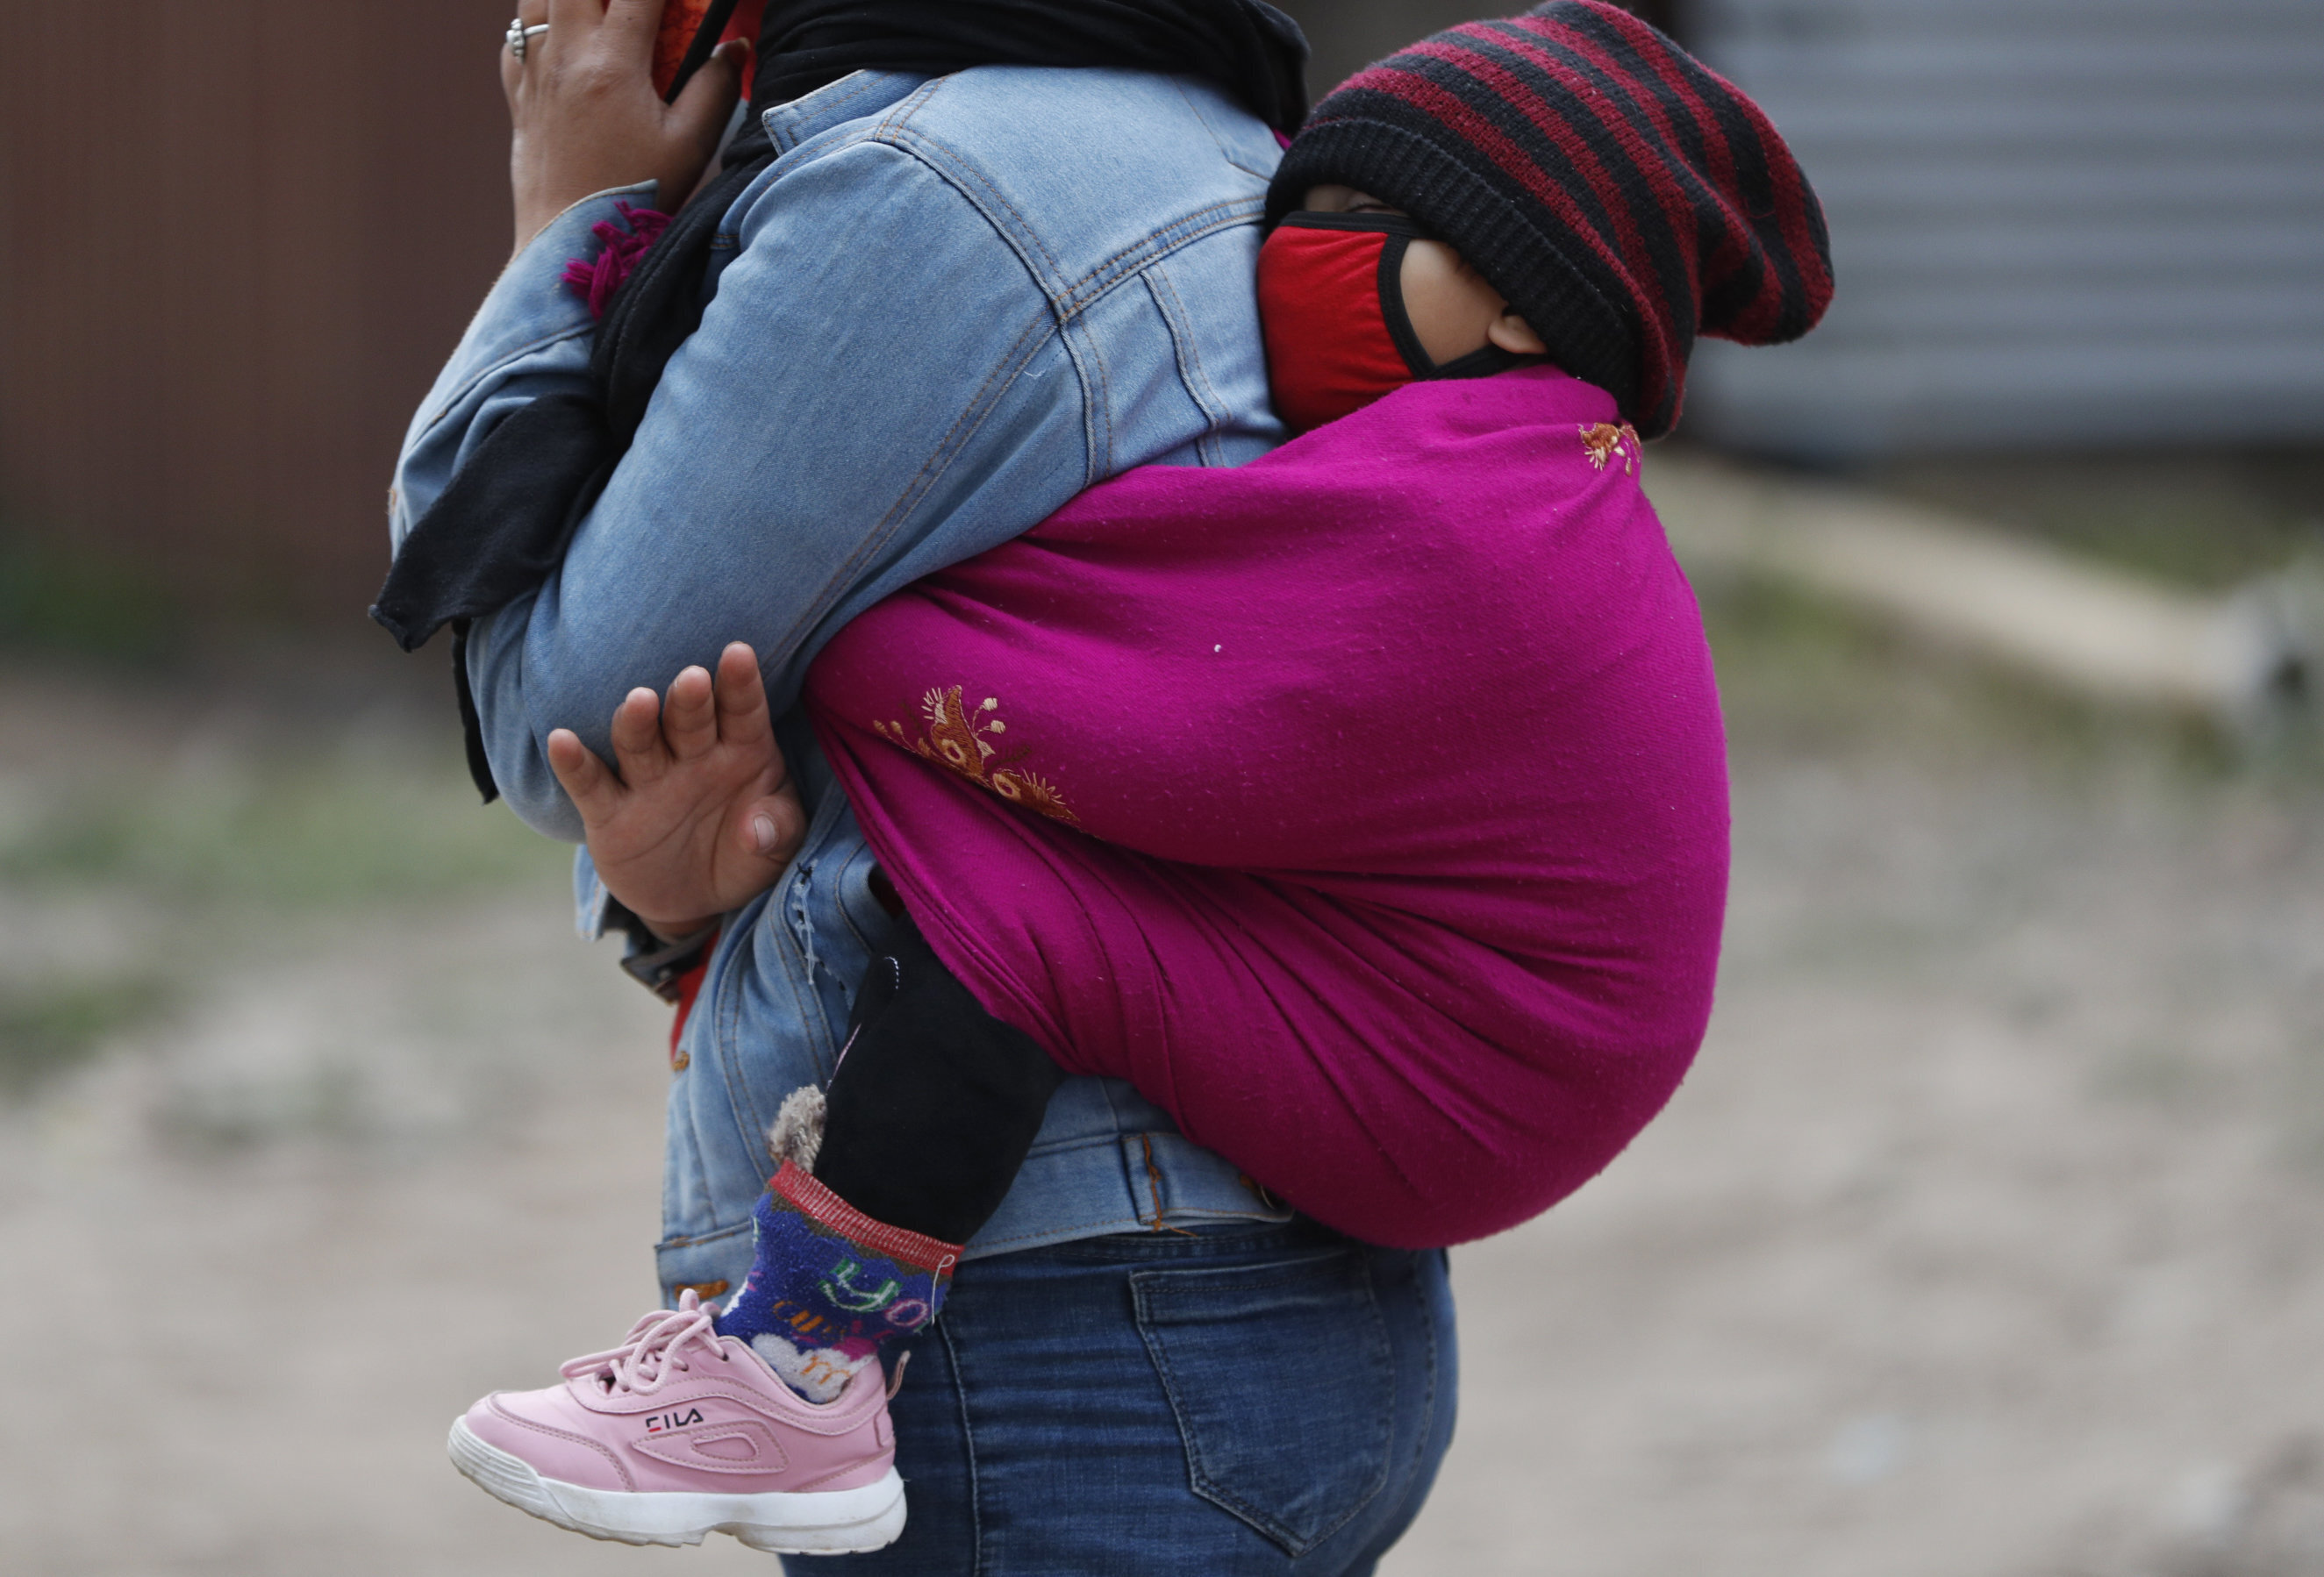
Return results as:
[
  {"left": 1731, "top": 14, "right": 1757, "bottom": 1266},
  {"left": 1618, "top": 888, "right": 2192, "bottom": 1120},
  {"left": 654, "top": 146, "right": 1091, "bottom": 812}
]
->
[
  {"left": 1682, "top": 0, "right": 2324, "bottom": 459},
  {"left": 0, "top": 0, "right": 2316, "bottom": 624},
  {"left": 0, "top": 0, "right": 511, "bottom": 624}
]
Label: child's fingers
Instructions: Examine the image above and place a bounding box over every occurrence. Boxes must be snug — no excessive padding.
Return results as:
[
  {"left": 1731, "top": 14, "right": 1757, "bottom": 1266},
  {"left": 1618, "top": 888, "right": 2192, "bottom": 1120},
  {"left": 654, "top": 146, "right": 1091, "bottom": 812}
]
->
[
  {"left": 713, "top": 642, "right": 776, "bottom": 750},
  {"left": 547, "top": 728, "right": 619, "bottom": 814},
  {"left": 609, "top": 686, "right": 669, "bottom": 784},
  {"left": 661, "top": 665, "right": 719, "bottom": 761}
]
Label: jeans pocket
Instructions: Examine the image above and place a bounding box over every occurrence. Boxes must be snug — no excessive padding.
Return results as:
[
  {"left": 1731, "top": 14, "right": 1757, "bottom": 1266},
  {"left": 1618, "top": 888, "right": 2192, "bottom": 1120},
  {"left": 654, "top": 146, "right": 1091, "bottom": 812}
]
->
[{"left": 1131, "top": 1247, "right": 1394, "bottom": 1556}]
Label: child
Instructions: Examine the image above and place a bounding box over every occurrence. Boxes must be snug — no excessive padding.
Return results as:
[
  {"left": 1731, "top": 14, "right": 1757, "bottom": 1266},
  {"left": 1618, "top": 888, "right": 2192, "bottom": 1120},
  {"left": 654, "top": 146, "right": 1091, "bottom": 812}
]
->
[{"left": 449, "top": 1, "right": 1831, "bottom": 1556}]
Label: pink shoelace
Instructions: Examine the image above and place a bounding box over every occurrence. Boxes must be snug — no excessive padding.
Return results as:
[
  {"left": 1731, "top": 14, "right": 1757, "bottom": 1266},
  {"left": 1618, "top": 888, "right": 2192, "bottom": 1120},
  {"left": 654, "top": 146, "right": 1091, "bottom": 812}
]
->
[{"left": 560, "top": 1288, "right": 730, "bottom": 1396}]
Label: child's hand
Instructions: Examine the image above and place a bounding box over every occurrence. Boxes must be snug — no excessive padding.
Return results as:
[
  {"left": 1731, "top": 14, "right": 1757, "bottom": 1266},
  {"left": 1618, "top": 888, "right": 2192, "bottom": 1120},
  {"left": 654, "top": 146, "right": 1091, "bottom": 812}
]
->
[{"left": 547, "top": 641, "right": 804, "bottom": 940}]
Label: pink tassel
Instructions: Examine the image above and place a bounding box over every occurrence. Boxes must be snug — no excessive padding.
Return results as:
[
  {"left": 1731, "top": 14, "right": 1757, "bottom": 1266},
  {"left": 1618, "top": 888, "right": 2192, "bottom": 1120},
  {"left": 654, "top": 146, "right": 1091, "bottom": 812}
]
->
[{"left": 561, "top": 202, "right": 673, "bottom": 319}]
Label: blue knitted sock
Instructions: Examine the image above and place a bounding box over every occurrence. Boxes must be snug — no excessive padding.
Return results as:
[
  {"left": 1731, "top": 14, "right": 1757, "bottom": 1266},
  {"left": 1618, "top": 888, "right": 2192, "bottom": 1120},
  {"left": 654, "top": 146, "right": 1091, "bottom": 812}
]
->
[{"left": 712, "top": 1161, "right": 962, "bottom": 1402}]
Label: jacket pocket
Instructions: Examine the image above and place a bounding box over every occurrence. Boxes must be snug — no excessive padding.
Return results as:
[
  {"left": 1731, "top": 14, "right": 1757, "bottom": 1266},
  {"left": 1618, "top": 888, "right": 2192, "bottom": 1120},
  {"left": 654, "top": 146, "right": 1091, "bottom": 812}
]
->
[
  {"left": 1131, "top": 1248, "right": 1393, "bottom": 1555},
  {"left": 654, "top": 1217, "right": 755, "bottom": 1311}
]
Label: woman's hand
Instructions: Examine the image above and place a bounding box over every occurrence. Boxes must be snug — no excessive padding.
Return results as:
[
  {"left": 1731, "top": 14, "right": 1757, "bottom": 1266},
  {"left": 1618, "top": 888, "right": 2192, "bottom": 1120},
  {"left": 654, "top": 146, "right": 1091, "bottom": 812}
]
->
[
  {"left": 502, "top": 0, "right": 748, "bottom": 253},
  {"left": 547, "top": 642, "right": 805, "bottom": 941}
]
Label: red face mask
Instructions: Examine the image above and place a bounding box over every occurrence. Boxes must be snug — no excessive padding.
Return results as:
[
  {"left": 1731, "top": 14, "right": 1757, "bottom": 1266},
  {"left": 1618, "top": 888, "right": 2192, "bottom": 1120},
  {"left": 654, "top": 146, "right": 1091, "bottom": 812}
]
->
[{"left": 1255, "top": 213, "right": 1532, "bottom": 433}]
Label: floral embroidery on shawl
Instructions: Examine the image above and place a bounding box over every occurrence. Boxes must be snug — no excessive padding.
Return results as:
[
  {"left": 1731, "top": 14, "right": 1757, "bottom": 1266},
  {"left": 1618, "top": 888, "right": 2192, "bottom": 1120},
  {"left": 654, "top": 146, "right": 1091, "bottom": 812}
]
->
[
  {"left": 1578, "top": 421, "right": 1641, "bottom": 475},
  {"left": 874, "top": 688, "right": 1078, "bottom": 824}
]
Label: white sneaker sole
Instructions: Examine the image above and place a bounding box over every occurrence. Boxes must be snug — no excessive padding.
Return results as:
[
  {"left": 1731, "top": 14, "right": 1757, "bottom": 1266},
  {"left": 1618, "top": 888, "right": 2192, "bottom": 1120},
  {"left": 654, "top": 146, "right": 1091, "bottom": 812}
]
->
[{"left": 447, "top": 1417, "right": 906, "bottom": 1555}]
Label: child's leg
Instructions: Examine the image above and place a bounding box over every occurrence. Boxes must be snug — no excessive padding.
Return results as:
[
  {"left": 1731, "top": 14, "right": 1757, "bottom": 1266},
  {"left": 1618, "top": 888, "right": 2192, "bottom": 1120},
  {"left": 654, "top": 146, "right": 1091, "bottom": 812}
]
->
[
  {"left": 815, "top": 924, "right": 1067, "bottom": 1244},
  {"left": 713, "top": 920, "right": 1064, "bottom": 1401}
]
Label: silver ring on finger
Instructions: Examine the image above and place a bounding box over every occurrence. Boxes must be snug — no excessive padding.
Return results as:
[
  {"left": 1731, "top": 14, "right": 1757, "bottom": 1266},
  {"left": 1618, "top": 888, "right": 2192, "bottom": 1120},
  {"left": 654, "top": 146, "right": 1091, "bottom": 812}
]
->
[{"left": 505, "top": 18, "right": 548, "bottom": 61}]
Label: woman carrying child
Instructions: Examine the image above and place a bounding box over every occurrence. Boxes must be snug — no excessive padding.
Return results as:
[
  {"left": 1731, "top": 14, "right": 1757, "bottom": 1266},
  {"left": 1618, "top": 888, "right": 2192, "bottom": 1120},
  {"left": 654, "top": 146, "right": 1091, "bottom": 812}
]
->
[{"left": 384, "top": 2, "right": 1828, "bottom": 1569}]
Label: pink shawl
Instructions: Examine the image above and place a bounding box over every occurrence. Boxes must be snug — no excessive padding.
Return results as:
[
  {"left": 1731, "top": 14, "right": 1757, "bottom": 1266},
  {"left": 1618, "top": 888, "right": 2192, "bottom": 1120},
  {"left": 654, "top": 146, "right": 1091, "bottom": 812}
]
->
[{"left": 805, "top": 367, "right": 1727, "bottom": 1247}]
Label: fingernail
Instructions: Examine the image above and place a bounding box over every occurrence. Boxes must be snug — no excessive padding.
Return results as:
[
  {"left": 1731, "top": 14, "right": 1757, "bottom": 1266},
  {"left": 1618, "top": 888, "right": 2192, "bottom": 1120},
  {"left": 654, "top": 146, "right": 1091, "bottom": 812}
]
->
[{"left": 752, "top": 814, "right": 779, "bottom": 854}]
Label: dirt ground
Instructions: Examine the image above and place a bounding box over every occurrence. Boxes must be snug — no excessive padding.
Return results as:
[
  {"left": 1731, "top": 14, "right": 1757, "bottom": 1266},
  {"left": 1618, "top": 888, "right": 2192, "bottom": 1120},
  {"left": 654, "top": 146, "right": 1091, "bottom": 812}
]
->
[{"left": 0, "top": 586, "right": 2318, "bottom": 1574}]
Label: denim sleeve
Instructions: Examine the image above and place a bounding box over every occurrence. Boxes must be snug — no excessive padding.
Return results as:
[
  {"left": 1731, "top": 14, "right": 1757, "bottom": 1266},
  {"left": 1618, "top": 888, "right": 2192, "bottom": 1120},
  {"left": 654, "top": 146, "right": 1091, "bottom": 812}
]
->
[
  {"left": 387, "top": 184, "right": 657, "bottom": 559},
  {"left": 454, "top": 142, "right": 1090, "bottom": 840}
]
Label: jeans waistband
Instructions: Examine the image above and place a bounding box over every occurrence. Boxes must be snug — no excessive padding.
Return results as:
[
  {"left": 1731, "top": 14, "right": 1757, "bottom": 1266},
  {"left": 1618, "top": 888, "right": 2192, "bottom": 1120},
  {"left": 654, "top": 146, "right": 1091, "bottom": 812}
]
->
[{"left": 655, "top": 1119, "right": 1294, "bottom": 1305}]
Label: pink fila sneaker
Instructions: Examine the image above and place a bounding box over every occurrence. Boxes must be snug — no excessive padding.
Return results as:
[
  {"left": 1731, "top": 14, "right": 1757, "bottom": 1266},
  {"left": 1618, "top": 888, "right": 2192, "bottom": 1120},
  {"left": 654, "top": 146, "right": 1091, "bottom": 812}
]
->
[{"left": 447, "top": 1289, "right": 905, "bottom": 1555}]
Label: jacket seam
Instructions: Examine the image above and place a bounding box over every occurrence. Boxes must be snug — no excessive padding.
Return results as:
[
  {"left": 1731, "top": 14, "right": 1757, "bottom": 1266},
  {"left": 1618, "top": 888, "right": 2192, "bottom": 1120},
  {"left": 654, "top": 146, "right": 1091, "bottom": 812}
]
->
[
  {"left": 769, "top": 298, "right": 1065, "bottom": 660},
  {"left": 875, "top": 101, "right": 1070, "bottom": 289},
  {"left": 817, "top": 118, "right": 1261, "bottom": 490},
  {"left": 1053, "top": 199, "right": 1264, "bottom": 314},
  {"left": 1143, "top": 264, "right": 1231, "bottom": 465},
  {"left": 1169, "top": 74, "right": 1282, "bottom": 181},
  {"left": 1069, "top": 313, "right": 1116, "bottom": 484},
  {"left": 874, "top": 117, "right": 1262, "bottom": 318},
  {"left": 762, "top": 69, "right": 899, "bottom": 155},
  {"left": 704, "top": 138, "right": 1074, "bottom": 744}
]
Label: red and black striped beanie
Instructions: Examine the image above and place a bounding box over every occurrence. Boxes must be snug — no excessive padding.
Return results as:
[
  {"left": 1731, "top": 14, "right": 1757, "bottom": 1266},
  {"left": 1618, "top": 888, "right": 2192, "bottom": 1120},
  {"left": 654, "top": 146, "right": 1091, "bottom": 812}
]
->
[{"left": 1265, "top": 2, "right": 1833, "bottom": 438}]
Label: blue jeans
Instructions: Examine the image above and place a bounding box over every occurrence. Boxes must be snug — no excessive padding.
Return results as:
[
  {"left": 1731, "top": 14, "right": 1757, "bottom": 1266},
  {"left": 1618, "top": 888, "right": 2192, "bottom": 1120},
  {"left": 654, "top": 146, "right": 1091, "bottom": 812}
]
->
[{"left": 790, "top": 1222, "right": 1457, "bottom": 1575}]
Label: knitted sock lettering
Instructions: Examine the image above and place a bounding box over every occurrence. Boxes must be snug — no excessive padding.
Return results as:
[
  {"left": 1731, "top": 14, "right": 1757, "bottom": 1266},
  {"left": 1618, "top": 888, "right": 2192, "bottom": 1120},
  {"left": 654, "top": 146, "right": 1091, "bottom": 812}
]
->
[{"left": 712, "top": 1161, "right": 962, "bottom": 1403}]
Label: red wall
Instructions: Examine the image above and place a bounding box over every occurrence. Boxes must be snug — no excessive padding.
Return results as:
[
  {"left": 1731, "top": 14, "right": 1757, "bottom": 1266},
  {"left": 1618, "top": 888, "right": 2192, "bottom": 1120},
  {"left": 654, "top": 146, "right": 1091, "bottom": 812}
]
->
[{"left": 0, "top": 0, "right": 513, "bottom": 620}]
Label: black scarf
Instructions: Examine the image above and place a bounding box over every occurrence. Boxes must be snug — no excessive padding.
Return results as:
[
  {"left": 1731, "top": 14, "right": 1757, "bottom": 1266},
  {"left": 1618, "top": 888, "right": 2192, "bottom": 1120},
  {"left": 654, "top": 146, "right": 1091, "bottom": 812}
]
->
[{"left": 371, "top": 0, "right": 1307, "bottom": 799}]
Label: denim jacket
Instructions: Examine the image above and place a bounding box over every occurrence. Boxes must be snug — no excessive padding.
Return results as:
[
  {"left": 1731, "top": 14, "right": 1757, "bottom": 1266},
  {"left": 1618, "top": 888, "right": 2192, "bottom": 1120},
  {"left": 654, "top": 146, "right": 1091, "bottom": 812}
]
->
[{"left": 390, "top": 66, "right": 1296, "bottom": 1296}]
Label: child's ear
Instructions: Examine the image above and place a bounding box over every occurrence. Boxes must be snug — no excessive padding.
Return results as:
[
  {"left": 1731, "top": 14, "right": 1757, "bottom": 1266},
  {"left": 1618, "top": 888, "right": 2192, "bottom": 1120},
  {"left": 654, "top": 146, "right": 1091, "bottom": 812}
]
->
[{"left": 1488, "top": 310, "right": 1548, "bottom": 356}]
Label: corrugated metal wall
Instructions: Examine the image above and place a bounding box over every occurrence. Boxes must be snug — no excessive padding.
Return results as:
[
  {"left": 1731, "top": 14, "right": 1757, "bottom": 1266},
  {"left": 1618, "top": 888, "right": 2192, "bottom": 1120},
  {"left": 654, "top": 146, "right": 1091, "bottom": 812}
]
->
[
  {"left": 1282, "top": 1, "right": 1681, "bottom": 104},
  {"left": 1283, "top": 0, "right": 1489, "bottom": 88},
  {"left": 0, "top": 0, "right": 511, "bottom": 618},
  {"left": 1683, "top": 0, "right": 2324, "bottom": 458}
]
